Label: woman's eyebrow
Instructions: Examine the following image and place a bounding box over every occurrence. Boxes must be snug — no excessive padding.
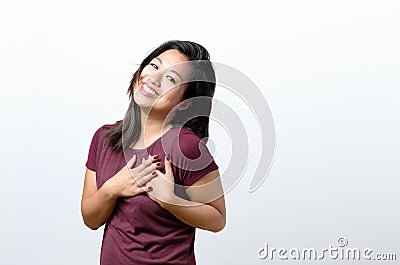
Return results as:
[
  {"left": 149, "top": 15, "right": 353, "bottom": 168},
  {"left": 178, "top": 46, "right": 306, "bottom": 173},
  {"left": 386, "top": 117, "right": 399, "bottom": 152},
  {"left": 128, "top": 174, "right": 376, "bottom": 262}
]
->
[
  {"left": 155, "top": 57, "right": 163, "bottom": 65},
  {"left": 155, "top": 57, "right": 183, "bottom": 80},
  {"left": 170, "top": 69, "right": 183, "bottom": 80}
]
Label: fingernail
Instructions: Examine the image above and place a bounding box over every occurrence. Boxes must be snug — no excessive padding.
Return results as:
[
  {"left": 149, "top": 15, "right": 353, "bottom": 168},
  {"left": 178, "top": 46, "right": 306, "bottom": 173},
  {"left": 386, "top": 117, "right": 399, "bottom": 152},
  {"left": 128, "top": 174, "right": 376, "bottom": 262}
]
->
[
  {"left": 152, "top": 171, "right": 157, "bottom": 175},
  {"left": 148, "top": 186, "right": 153, "bottom": 191},
  {"left": 156, "top": 162, "right": 161, "bottom": 167},
  {"left": 166, "top": 154, "right": 171, "bottom": 160},
  {"left": 153, "top": 154, "right": 159, "bottom": 159}
]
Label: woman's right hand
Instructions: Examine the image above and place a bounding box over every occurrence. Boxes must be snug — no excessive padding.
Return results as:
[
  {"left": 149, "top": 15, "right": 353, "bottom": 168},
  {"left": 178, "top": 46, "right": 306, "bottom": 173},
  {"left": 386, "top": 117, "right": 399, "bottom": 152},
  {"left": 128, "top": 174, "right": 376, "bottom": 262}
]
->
[{"left": 104, "top": 154, "right": 160, "bottom": 198}]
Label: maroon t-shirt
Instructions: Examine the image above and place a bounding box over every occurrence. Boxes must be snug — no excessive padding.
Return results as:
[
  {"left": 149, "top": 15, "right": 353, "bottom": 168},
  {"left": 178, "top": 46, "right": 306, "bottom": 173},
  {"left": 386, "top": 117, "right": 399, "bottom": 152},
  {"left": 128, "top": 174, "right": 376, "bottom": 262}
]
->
[{"left": 85, "top": 124, "right": 219, "bottom": 265}]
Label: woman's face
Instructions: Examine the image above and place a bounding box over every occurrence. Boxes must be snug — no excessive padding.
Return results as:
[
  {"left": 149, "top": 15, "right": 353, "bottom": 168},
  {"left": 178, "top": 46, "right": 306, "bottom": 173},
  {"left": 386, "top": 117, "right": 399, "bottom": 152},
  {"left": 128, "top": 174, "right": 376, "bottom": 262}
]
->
[{"left": 133, "top": 49, "right": 191, "bottom": 116}]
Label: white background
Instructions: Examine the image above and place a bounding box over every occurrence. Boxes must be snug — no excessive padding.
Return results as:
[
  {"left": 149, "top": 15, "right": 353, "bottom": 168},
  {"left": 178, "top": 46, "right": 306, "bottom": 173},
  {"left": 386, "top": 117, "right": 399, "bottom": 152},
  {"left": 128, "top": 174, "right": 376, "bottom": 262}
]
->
[{"left": 1, "top": 0, "right": 399, "bottom": 264}]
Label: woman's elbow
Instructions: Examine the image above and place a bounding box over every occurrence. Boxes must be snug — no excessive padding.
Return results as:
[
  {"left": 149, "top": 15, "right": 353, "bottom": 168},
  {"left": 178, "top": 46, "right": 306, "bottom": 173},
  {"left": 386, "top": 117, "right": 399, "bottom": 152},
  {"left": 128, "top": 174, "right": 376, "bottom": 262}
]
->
[
  {"left": 81, "top": 208, "right": 102, "bottom": 230},
  {"left": 82, "top": 217, "right": 102, "bottom": 231},
  {"left": 209, "top": 216, "right": 226, "bottom": 233}
]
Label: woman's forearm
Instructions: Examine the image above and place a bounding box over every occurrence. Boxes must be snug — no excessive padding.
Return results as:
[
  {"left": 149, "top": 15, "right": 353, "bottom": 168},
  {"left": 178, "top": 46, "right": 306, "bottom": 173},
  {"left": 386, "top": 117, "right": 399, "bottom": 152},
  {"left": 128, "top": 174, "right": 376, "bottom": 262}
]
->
[
  {"left": 81, "top": 182, "right": 117, "bottom": 230},
  {"left": 161, "top": 195, "right": 226, "bottom": 233}
]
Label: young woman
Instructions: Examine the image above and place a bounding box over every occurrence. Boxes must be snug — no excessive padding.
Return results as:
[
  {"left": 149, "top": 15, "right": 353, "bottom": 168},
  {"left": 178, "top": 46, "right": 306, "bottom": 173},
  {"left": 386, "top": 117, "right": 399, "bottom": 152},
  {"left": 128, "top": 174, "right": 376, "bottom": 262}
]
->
[{"left": 81, "top": 40, "right": 226, "bottom": 265}]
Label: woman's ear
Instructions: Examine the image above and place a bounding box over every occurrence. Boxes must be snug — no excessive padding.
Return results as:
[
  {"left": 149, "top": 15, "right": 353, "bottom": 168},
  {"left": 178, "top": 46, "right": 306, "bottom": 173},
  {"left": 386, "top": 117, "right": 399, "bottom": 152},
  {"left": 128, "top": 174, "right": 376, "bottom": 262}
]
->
[{"left": 178, "top": 100, "right": 192, "bottom": 111}]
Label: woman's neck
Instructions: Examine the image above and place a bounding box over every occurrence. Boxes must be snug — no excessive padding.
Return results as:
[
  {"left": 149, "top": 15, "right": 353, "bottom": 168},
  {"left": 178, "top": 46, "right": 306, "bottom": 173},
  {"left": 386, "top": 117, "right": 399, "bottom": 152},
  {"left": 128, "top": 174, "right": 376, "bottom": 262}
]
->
[
  {"left": 133, "top": 108, "right": 173, "bottom": 149},
  {"left": 140, "top": 108, "right": 172, "bottom": 132}
]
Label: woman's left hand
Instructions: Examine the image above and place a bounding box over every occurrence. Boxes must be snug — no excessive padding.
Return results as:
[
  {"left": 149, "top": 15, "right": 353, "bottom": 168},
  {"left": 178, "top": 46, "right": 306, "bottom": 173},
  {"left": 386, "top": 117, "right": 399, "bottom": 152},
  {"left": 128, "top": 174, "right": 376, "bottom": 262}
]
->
[{"left": 146, "top": 155, "right": 176, "bottom": 207}]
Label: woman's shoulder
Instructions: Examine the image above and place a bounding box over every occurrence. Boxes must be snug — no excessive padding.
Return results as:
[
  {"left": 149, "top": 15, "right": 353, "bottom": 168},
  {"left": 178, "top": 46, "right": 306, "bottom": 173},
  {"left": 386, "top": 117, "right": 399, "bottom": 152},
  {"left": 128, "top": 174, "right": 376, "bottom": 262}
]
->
[
  {"left": 173, "top": 126, "right": 201, "bottom": 139},
  {"left": 170, "top": 127, "right": 208, "bottom": 160},
  {"left": 101, "top": 123, "right": 118, "bottom": 131},
  {"left": 91, "top": 123, "right": 118, "bottom": 142},
  {"left": 98, "top": 122, "right": 119, "bottom": 133},
  {"left": 171, "top": 126, "right": 204, "bottom": 146}
]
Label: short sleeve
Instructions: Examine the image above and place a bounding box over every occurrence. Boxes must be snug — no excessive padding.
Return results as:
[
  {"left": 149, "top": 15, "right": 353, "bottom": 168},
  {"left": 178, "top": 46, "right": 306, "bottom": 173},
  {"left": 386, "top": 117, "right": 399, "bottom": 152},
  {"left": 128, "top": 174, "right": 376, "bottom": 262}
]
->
[
  {"left": 85, "top": 126, "right": 103, "bottom": 172},
  {"left": 170, "top": 130, "right": 219, "bottom": 188}
]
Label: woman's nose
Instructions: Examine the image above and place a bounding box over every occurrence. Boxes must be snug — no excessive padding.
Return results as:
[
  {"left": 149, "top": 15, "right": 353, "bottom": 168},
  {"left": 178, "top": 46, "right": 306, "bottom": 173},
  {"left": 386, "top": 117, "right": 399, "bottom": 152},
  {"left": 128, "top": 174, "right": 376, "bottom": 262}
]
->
[{"left": 148, "top": 72, "right": 162, "bottom": 87}]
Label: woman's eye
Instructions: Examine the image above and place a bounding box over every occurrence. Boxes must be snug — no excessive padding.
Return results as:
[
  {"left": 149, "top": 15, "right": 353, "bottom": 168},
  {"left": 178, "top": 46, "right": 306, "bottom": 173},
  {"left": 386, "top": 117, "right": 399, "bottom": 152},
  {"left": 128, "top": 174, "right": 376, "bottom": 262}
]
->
[
  {"left": 166, "top": 75, "right": 176, "bottom": 84},
  {"left": 149, "top": 63, "right": 158, "bottom": 70}
]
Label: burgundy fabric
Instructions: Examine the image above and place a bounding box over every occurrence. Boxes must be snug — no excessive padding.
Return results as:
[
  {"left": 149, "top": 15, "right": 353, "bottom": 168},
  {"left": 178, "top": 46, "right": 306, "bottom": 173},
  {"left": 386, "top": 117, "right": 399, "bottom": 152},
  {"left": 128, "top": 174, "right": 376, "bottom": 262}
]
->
[{"left": 85, "top": 124, "right": 219, "bottom": 265}]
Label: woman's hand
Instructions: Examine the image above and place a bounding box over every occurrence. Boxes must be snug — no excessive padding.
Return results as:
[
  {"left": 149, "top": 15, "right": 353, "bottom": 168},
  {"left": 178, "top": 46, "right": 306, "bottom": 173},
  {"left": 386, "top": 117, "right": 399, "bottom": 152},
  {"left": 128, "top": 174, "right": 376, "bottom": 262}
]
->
[
  {"left": 104, "top": 154, "right": 160, "bottom": 198},
  {"left": 147, "top": 155, "right": 176, "bottom": 207},
  {"left": 146, "top": 156, "right": 226, "bottom": 233}
]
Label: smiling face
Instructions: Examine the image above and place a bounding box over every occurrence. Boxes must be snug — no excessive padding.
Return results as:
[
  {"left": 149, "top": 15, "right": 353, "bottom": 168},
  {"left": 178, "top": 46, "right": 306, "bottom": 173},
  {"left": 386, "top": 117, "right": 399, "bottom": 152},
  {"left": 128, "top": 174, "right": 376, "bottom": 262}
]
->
[{"left": 133, "top": 49, "right": 192, "bottom": 117}]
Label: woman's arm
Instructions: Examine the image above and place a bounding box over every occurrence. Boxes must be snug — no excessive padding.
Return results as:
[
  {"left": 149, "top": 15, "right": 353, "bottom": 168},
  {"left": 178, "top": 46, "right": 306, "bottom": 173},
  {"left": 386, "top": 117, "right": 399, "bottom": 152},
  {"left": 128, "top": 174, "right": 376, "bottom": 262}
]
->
[
  {"left": 81, "top": 168, "right": 118, "bottom": 230},
  {"left": 162, "top": 170, "right": 226, "bottom": 233},
  {"left": 81, "top": 155, "right": 159, "bottom": 230},
  {"left": 147, "top": 157, "right": 226, "bottom": 233}
]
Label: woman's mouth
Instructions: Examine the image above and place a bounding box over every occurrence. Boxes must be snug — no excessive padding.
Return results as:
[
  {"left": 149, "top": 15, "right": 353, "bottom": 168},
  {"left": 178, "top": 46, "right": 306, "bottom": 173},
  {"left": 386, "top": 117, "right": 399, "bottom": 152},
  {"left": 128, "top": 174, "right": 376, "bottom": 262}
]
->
[{"left": 140, "top": 83, "right": 159, "bottom": 98}]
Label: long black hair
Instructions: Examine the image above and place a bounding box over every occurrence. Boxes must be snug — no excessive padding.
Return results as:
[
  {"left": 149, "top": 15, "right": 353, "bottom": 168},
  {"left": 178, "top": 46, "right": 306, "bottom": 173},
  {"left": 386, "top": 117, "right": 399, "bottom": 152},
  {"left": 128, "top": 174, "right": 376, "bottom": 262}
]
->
[{"left": 105, "top": 40, "right": 216, "bottom": 152}]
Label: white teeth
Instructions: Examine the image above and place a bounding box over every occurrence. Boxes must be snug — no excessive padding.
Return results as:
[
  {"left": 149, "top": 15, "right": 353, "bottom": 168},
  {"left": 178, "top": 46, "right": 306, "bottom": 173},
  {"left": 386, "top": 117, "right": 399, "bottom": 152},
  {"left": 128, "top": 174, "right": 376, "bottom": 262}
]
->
[{"left": 143, "top": 84, "right": 158, "bottom": 96}]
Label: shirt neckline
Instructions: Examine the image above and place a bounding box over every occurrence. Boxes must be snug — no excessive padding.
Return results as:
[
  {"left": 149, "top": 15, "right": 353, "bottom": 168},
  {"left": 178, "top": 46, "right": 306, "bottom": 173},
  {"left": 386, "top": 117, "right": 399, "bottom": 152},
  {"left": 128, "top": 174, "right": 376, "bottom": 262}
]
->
[{"left": 128, "top": 126, "right": 180, "bottom": 151}]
